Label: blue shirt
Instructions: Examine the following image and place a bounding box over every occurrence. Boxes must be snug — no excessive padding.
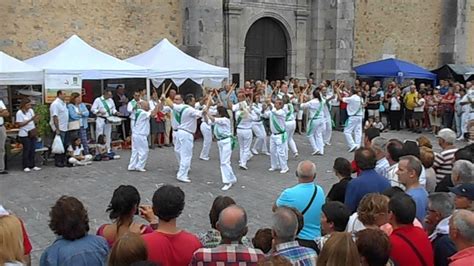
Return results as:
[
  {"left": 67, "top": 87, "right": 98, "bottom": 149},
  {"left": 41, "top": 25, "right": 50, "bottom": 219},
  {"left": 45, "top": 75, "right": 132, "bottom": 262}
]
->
[
  {"left": 276, "top": 183, "right": 325, "bottom": 240},
  {"left": 344, "top": 169, "right": 391, "bottom": 213},
  {"left": 440, "top": 87, "right": 449, "bottom": 95},
  {"left": 406, "top": 186, "right": 429, "bottom": 223},
  {"left": 274, "top": 241, "right": 317, "bottom": 266},
  {"left": 40, "top": 234, "right": 109, "bottom": 266},
  {"left": 67, "top": 103, "right": 90, "bottom": 129}
]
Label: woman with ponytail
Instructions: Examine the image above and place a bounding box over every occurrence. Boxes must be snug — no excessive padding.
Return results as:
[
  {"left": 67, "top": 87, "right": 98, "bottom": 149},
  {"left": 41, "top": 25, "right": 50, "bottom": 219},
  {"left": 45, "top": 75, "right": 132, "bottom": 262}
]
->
[{"left": 97, "top": 185, "right": 157, "bottom": 247}]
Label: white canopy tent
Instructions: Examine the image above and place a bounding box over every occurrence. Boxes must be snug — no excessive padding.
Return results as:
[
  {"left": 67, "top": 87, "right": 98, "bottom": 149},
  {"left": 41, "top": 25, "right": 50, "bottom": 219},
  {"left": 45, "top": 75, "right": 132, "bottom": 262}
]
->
[
  {"left": 0, "top": 51, "right": 43, "bottom": 85},
  {"left": 126, "top": 38, "right": 229, "bottom": 87},
  {"left": 25, "top": 35, "right": 148, "bottom": 79}
]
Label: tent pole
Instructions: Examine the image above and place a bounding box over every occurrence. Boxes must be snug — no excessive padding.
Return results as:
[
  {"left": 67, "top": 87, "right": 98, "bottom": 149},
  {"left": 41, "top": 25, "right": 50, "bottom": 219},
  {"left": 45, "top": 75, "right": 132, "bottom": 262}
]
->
[
  {"left": 146, "top": 78, "right": 150, "bottom": 101},
  {"left": 101, "top": 80, "right": 104, "bottom": 95}
]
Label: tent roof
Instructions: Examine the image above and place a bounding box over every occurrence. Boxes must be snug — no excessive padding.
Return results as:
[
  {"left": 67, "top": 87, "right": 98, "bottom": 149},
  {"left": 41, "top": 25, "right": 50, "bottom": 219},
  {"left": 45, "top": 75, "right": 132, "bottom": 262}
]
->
[
  {"left": 126, "top": 38, "right": 229, "bottom": 86},
  {"left": 0, "top": 51, "right": 43, "bottom": 85},
  {"left": 354, "top": 58, "right": 437, "bottom": 80},
  {"left": 432, "top": 64, "right": 474, "bottom": 81},
  {"left": 25, "top": 35, "right": 148, "bottom": 79}
]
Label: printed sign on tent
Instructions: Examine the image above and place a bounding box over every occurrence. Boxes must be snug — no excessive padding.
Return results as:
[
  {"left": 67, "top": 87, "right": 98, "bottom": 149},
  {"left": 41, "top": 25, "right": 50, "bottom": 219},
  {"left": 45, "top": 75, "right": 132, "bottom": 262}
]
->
[{"left": 44, "top": 73, "right": 82, "bottom": 103}]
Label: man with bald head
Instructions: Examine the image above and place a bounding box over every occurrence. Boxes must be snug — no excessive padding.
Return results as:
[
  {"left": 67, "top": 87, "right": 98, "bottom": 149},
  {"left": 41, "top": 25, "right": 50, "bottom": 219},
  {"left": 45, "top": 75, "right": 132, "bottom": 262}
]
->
[
  {"left": 274, "top": 160, "right": 325, "bottom": 251},
  {"left": 191, "top": 205, "right": 264, "bottom": 265},
  {"left": 449, "top": 210, "right": 474, "bottom": 265},
  {"left": 271, "top": 206, "right": 317, "bottom": 264}
]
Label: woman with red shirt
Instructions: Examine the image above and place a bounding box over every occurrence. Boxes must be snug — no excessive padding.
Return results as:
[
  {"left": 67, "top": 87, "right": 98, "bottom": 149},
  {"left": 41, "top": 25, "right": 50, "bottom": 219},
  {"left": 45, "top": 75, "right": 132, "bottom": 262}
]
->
[{"left": 440, "top": 87, "right": 456, "bottom": 129}]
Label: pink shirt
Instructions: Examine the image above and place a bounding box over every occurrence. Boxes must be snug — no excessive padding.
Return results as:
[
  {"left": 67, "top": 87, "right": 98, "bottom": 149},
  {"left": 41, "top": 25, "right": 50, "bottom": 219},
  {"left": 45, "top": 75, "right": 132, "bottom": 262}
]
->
[
  {"left": 449, "top": 246, "right": 474, "bottom": 266},
  {"left": 380, "top": 218, "right": 423, "bottom": 235}
]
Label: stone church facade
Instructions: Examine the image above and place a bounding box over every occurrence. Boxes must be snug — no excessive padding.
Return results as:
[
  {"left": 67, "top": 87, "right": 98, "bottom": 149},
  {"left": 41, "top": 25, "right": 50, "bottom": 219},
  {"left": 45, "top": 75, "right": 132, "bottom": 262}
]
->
[{"left": 1, "top": 0, "right": 474, "bottom": 86}]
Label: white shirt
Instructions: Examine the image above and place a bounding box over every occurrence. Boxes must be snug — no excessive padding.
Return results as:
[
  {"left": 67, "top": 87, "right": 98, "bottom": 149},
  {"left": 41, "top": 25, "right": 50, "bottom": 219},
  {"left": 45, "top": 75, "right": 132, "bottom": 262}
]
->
[
  {"left": 265, "top": 108, "right": 286, "bottom": 134},
  {"left": 16, "top": 109, "right": 35, "bottom": 137},
  {"left": 132, "top": 110, "right": 151, "bottom": 136},
  {"left": 390, "top": 96, "right": 401, "bottom": 111},
  {"left": 346, "top": 213, "right": 366, "bottom": 234},
  {"left": 342, "top": 95, "right": 363, "bottom": 116},
  {"left": 213, "top": 117, "right": 232, "bottom": 138},
  {"left": 91, "top": 96, "right": 117, "bottom": 118},
  {"left": 235, "top": 110, "right": 254, "bottom": 129},
  {"left": 0, "top": 100, "right": 6, "bottom": 126},
  {"left": 327, "top": 88, "right": 340, "bottom": 106},
  {"left": 414, "top": 98, "right": 425, "bottom": 112},
  {"left": 50, "top": 97, "right": 69, "bottom": 132},
  {"left": 67, "top": 144, "right": 84, "bottom": 156},
  {"left": 251, "top": 103, "right": 264, "bottom": 122},
  {"left": 301, "top": 99, "right": 324, "bottom": 120},
  {"left": 176, "top": 105, "right": 202, "bottom": 133}
]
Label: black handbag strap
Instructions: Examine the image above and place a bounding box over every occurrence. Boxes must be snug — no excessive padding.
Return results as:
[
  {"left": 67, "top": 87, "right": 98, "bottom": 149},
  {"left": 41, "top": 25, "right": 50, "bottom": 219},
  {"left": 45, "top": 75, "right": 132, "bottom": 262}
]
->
[
  {"left": 393, "top": 232, "right": 427, "bottom": 266},
  {"left": 302, "top": 185, "right": 317, "bottom": 215}
]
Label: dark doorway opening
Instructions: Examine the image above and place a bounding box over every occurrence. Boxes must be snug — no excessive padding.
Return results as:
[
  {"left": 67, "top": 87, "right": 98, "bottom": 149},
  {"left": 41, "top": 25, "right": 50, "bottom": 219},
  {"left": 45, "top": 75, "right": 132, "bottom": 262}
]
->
[{"left": 244, "top": 17, "right": 288, "bottom": 82}]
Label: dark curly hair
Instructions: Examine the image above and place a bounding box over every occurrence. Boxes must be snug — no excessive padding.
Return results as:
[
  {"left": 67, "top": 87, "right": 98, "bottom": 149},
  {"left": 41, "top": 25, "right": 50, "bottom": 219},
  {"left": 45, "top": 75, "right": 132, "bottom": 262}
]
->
[
  {"left": 209, "top": 196, "right": 236, "bottom": 229},
  {"left": 49, "top": 196, "right": 89, "bottom": 240},
  {"left": 107, "top": 185, "right": 140, "bottom": 220},
  {"left": 152, "top": 185, "right": 185, "bottom": 222}
]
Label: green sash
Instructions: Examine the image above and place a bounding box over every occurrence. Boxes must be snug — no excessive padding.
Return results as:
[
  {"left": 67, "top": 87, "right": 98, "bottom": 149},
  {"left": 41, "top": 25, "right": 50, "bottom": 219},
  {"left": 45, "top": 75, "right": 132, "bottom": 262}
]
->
[
  {"left": 131, "top": 99, "right": 138, "bottom": 111},
  {"left": 213, "top": 123, "right": 236, "bottom": 150},
  {"left": 236, "top": 111, "right": 244, "bottom": 127},
  {"left": 271, "top": 113, "right": 288, "bottom": 143},
  {"left": 285, "top": 103, "right": 294, "bottom": 122},
  {"left": 100, "top": 98, "right": 111, "bottom": 116},
  {"left": 174, "top": 106, "right": 189, "bottom": 124},
  {"left": 306, "top": 102, "right": 323, "bottom": 136}
]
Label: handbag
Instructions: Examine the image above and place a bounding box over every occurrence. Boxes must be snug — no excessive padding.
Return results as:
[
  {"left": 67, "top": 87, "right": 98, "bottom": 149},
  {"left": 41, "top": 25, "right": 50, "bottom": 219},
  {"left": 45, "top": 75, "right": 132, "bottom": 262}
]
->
[{"left": 68, "top": 120, "right": 80, "bottom": 131}]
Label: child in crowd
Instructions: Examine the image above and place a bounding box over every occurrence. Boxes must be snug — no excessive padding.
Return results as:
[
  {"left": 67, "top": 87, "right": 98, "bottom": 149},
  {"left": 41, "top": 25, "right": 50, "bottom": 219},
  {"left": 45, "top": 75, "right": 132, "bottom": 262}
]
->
[
  {"left": 413, "top": 91, "right": 426, "bottom": 133},
  {"left": 67, "top": 137, "right": 93, "bottom": 166},
  {"left": 364, "top": 116, "right": 375, "bottom": 131},
  {"left": 373, "top": 116, "right": 386, "bottom": 132},
  {"left": 94, "top": 134, "right": 120, "bottom": 161}
]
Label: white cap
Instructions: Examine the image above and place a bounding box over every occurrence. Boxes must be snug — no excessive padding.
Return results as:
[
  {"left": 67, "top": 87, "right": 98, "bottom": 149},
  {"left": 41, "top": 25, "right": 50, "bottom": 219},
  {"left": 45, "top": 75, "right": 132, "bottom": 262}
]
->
[{"left": 436, "top": 128, "right": 456, "bottom": 144}]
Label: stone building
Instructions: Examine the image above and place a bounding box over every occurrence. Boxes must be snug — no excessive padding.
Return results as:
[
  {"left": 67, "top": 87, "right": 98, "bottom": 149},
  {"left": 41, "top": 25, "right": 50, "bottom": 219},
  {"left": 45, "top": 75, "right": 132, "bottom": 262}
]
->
[{"left": 1, "top": 0, "right": 474, "bottom": 86}]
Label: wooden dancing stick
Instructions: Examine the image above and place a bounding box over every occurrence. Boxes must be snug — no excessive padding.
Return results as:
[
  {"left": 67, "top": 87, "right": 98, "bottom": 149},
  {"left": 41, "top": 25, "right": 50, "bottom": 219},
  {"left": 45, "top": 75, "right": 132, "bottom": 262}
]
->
[{"left": 163, "top": 82, "right": 173, "bottom": 96}]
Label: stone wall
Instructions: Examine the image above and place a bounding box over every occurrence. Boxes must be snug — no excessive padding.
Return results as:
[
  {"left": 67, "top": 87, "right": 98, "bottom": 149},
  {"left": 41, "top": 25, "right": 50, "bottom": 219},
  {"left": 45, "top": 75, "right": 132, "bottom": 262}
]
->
[
  {"left": 353, "top": 0, "right": 443, "bottom": 69},
  {"left": 466, "top": 0, "right": 474, "bottom": 64},
  {"left": 0, "top": 0, "right": 182, "bottom": 60}
]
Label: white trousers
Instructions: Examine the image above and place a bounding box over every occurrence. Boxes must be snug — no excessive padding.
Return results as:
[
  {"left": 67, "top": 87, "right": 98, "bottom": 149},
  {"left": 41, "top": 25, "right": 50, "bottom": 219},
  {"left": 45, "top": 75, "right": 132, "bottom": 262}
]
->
[
  {"left": 344, "top": 116, "right": 363, "bottom": 149},
  {"left": 323, "top": 117, "right": 332, "bottom": 144},
  {"left": 307, "top": 118, "right": 326, "bottom": 154},
  {"left": 173, "top": 130, "right": 180, "bottom": 162},
  {"left": 96, "top": 118, "right": 112, "bottom": 151},
  {"left": 68, "top": 155, "right": 93, "bottom": 165},
  {"left": 200, "top": 123, "right": 212, "bottom": 159},
  {"left": 237, "top": 128, "right": 253, "bottom": 167},
  {"left": 270, "top": 134, "right": 288, "bottom": 170},
  {"left": 128, "top": 134, "right": 149, "bottom": 170},
  {"left": 285, "top": 120, "right": 298, "bottom": 154},
  {"left": 175, "top": 130, "right": 194, "bottom": 179},
  {"left": 218, "top": 138, "right": 237, "bottom": 184},
  {"left": 252, "top": 122, "right": 268, "bottom": 153}
]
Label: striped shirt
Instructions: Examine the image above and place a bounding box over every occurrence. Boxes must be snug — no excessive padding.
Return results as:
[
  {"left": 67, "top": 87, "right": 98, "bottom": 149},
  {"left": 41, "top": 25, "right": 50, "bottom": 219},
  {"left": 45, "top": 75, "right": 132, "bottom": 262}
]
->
[
  {"left": 273, "top": 241, "right": 318, "bottom": 266},
  {"left": 433, "top": 148, "right": 458, "bottom": 181}
]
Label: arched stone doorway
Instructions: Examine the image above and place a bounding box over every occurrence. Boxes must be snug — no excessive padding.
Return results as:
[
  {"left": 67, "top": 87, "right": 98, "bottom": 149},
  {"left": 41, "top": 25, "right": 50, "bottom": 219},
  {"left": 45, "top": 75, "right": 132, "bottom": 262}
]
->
[{"left": 244, "top": 17, "right": 289, "bottom": 82}]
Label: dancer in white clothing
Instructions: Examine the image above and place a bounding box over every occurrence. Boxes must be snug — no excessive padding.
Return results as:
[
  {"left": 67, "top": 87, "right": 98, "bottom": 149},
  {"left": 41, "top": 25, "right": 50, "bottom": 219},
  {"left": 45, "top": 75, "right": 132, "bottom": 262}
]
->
[
  {"left": 250, "top": 95, "right": 270, "bottom": 155},
  {"left": 162, "top": 93, "right": 202, "bottom": 183},
  {"left": 162, "top": 95, "right": 182, "bottom": 163},
  {"left": 128, "top": 101, "right": 159, "bottom": 172},
  {"left": 337, "top": 88, "right": 364, "bottom": 152},
  {"left": 91, "top": 90, "right": 121, "bottom": 152},
  {"left": 204, "top": 105, "right": 238, "bottom": 191},
  {"left": 234, "top": 99, "right": 255, "bottom": 170},
  {"left": 196, "top": 96, "right": 216, "bottom": 161},
  {"left": 300, "top": 89, "right": 326, "bottom": 155},
  {"left": 263, "top": 98, "right": 289, "bottom": 174},
  {"left": 282, "top": 95, "right": 299, "bottom": 158},
  {"left": 321, "top": 86, "right": 334, "bottom": 145}
]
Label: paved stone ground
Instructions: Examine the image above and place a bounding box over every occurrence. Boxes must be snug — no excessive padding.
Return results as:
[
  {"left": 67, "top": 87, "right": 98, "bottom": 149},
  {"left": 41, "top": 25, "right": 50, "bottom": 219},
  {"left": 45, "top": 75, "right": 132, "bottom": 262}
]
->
[{"left": 0, "top": 129, "right": 456, "bottom": 263}]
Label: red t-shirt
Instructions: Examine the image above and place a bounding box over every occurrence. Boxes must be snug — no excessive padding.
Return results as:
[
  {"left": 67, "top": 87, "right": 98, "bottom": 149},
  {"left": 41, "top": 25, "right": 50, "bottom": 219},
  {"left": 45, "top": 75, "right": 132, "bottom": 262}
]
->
[
  {"left": 143, "top": 230, "right": 202, "bottom": 266},
  {"left": 351, "top": 160, "right": 362, "bottom": 176},
  {"left": 390, "top": 225, "right": 434, "bottom": 266}
]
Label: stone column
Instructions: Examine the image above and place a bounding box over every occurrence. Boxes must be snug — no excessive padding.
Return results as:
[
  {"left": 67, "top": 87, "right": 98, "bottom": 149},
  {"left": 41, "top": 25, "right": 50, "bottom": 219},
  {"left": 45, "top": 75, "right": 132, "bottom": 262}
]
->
[
  {"left": 294, "top": 9, "right": 310, "bottom": 79},
  {"left": 224, "top": 2, "right": 245, "bottom": 86}
]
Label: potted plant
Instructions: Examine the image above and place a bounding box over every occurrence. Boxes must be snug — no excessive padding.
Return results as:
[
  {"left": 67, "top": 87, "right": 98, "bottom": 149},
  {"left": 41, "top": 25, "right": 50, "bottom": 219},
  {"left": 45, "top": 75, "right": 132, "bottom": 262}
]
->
[{"left": 34, "top": 103, "right": 52, "bottom": 147}]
